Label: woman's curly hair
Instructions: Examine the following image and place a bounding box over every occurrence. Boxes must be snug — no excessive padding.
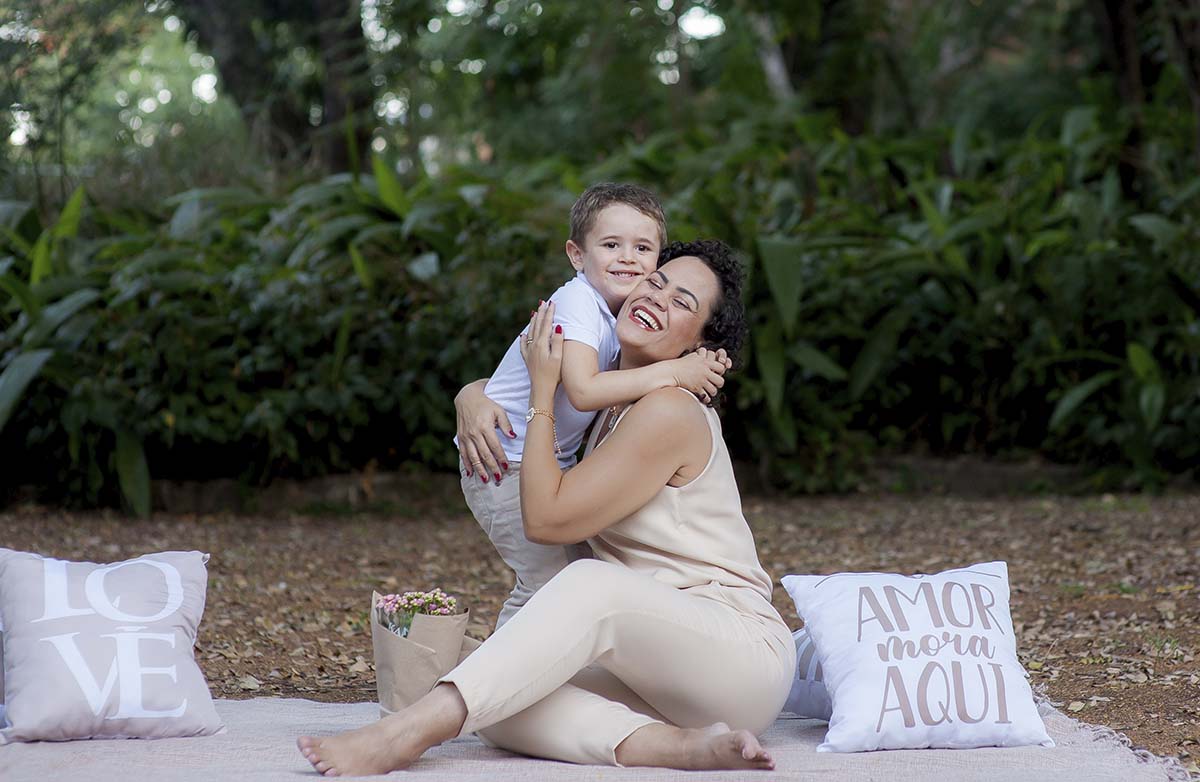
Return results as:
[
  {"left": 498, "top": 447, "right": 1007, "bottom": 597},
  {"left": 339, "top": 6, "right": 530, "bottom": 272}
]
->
[{"left": 657, "top": 239, "right": 747, "bottom": 371}]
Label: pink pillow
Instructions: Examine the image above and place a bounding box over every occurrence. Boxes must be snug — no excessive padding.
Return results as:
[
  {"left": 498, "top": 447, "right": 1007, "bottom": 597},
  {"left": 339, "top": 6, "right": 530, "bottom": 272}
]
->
[{"left": 0, "top": 548, "right": 223, "bottom": 743}]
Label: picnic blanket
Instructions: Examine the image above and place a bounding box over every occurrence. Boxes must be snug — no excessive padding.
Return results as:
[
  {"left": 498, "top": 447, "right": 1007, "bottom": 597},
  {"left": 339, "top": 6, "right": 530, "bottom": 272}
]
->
[{"left": 1, "top": 697, "right": 1192, "bottom": 781}]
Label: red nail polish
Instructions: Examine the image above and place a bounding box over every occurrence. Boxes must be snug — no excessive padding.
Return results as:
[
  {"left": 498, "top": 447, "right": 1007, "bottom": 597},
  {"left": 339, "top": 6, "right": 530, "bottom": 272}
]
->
[
  {"left": 481, "top": 474, "right": 488, "bottom": 484},
  {"left": 555, "top": 325, "right": 562, "bottom": 334},
  {"left": 508, "top": 429, "right": 516, "bottom": 438},
  {"left": 465, "top": 467, "right": 472, "bottom": 477},
  {"left": 494, "top": 472, "right": 501, "bottom": 482},
  {"left": 501, "top": 462, "right": 509, "bottom": 470}
]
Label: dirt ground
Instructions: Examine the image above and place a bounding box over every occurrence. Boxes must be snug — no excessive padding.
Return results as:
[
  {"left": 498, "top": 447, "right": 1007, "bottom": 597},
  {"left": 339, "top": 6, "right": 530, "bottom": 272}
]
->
[{"left": 3, "top": 484, "right": 1198, "bottom": 771}]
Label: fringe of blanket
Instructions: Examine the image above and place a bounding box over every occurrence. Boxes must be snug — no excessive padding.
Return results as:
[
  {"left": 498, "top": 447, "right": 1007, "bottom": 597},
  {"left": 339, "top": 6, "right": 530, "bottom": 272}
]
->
[{"left": 1033, "top": 688, "right": 1198, "bottom": 782}]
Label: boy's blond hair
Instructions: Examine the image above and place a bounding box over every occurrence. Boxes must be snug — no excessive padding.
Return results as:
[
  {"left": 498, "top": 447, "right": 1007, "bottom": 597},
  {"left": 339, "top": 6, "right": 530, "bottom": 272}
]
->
[{"left": 568, "top": 183, "right": 667, "bottom": 248}]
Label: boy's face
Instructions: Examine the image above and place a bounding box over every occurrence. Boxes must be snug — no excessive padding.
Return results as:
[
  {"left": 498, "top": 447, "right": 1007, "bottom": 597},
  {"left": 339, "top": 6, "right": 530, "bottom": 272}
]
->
[{"left": 566, "top": 203, "right": 661, "bottom": 313}]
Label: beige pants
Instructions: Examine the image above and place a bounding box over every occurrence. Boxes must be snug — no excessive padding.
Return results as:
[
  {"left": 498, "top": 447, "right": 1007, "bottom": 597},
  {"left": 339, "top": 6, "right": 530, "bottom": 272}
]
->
[
  {"left": 439, "top": 559, "right": 796, "bottom": 766},
  {"left": 461, "top": 462, "right": 592, "bottom": 628}
]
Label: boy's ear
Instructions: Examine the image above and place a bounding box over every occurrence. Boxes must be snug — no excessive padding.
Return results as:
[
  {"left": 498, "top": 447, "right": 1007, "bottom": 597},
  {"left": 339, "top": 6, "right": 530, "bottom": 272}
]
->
[{"left": 565, "top": 240, "right": 585, "bottom": 272}]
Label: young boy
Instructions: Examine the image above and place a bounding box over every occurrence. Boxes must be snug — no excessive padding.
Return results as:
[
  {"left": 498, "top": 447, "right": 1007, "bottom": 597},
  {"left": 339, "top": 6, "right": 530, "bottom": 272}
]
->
[{"left": 454, "top": 182, "right": 729, "bottom": 628}]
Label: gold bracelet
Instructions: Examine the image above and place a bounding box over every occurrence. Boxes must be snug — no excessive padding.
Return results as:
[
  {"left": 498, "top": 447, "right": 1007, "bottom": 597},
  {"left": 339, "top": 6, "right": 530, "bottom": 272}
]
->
[{"left": 525, "top": 407, "right": 561, "bottom": 457}]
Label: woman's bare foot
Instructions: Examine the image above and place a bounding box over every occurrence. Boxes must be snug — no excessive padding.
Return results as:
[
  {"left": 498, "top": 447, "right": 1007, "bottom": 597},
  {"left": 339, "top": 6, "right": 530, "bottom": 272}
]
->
[
  {"left": 616, "top": 721, "right": 775, "bottom": 771},
  {"left": 691, "top": 722, "right": 775, "bottom": 771},
  {"left": 297, "top": 715, "right": 425, "bottom": 777},
  {"left": 296, "top": 683, "right": 467, "bottom": 776}
]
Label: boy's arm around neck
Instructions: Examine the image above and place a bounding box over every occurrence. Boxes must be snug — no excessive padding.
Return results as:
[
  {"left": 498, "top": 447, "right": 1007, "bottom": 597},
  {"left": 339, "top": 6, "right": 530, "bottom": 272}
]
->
[{"left": 560, "top": 340, "right": 674, "bottom": 412}]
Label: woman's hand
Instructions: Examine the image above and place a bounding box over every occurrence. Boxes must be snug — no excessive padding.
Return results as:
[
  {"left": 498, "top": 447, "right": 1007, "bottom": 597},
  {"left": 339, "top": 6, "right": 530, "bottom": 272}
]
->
[
  {"left": 455, "top": 380, "right": 514, "bottom": 482},
  {"left": 520, "top": 300, "right": 564, "bottom": 395}
]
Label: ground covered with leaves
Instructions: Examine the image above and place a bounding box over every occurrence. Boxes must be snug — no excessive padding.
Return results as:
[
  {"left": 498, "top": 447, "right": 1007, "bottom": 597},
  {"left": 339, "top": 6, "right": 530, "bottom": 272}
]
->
[{"left": 4, "top": 486, "right": 1198, "bottom": 770}]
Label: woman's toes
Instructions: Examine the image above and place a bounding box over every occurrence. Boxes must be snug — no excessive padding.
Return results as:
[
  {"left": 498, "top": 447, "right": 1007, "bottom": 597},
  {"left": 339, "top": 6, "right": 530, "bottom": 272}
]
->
[
  {"left": 729, "top": 730, "right": 774, "bottom": 768},
  {"left": 743, "top": 743, "right": 769, "bottom": 761}
]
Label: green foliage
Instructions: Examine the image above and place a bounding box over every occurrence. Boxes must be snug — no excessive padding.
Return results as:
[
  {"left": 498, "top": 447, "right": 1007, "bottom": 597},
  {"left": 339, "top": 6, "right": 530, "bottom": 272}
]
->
[
  {"left": 0, "top": 158, "right": 567, "bottom": 507},
  {"left": 2, "top": 95, "right": 1199, "bottom": 507},
  {"left": 587, "top": 103, "right": 1199, "bottom": 492}
]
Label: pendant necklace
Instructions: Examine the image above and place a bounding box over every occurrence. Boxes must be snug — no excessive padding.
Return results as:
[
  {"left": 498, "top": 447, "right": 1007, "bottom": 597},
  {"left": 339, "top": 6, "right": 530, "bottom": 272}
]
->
[{"left": 605, "top": 404, "right": 624, "bottom": 435}]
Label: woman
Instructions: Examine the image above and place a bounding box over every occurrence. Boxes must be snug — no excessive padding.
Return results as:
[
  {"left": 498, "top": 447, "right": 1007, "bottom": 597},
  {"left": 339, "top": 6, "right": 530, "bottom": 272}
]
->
[{"left": 298, "top": 240, "right": 795, "bottom": 775}]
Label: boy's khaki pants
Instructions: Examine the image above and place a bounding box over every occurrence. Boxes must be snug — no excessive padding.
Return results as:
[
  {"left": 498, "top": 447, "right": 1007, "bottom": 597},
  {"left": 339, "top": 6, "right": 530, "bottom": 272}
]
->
[
  {"left": 461, "top": 462, "right": 592, "bottom": 629},
  {"left": 439, "top": 559, "right": 795, "bottom": 766}
]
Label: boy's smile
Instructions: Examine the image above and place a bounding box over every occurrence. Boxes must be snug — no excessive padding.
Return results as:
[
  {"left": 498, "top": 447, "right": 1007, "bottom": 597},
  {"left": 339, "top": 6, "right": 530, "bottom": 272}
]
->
[{"left": 567, "top": 203, "right": 662, "bottom": 314}]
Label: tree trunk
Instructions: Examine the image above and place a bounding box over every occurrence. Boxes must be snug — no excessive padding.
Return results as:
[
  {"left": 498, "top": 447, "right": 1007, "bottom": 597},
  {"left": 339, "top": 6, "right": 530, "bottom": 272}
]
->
[
  {"left": 1162, "top": 0, "right": 1200, "bottom": 169},
  {"left": 1088, "top": 0, "right": 1162, "bottom": 201},
  {"left": 315, "top": 0, "right": 371, "bottom": 173},
  {"left": 775, "top": 0, "right": 879, "bottom": 135},
  {"left": 174, "top": 0, "right": 318, "bottom": 168},
  {"left": 747, "top": 12, "right": 795, "bottom": 103}
]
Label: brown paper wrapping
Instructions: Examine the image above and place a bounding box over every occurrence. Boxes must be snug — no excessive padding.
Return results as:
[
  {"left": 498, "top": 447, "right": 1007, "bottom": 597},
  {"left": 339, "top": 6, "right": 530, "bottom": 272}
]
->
[{"left": 371, "top": 591, "right": 480, "bottom": 716}]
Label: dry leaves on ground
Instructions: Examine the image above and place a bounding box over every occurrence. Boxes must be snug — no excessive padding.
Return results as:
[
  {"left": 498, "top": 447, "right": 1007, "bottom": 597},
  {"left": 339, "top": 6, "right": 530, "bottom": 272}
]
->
[{"left": 2, "top": 487, "right": 1197, "bottom": 771}]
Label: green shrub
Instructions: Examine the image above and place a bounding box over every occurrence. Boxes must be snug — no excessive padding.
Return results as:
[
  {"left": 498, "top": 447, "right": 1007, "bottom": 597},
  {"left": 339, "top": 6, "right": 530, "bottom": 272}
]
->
[{"left": 2, "top": 107, "right": 1198, "bottom": 511}]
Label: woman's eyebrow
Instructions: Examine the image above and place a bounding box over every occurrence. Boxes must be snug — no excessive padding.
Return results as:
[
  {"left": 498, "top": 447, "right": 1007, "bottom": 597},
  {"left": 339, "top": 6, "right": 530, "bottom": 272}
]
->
[{"left": 656, "top": 271, "right": 699, "bottom": 308}]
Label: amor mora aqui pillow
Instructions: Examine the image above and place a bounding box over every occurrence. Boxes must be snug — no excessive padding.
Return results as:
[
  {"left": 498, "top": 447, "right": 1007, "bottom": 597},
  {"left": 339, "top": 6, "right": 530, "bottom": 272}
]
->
[
  {"left": 0, "top": 549, "right": 223, "bottom": 743},
  {"left": 781, "top": 561, "right": 1052, "bottom": 752}
]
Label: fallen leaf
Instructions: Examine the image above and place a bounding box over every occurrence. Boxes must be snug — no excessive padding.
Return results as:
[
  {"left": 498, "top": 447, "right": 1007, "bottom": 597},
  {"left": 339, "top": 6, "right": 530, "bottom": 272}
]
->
[
  {"left": 348, "top": 656, "right": 371, "bottom": 673},
  {"left": 1067, "top": 701, "right": 1086, "bottom": 712},
  {"left": 238, "top": 675, "right": 261, "bottom": 691}
]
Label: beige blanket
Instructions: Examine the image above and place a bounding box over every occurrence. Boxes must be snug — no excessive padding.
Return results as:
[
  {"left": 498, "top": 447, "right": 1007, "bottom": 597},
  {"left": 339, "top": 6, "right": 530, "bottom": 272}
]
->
[{"left": 1, "top": 698, "right": 1190, "bottom": 781}]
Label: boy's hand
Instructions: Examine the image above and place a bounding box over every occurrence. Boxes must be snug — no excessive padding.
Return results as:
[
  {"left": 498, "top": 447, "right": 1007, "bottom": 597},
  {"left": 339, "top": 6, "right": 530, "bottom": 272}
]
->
[
  {"left": 669, "top": 347, "right": 731, "bottom": 403},
  {"left": 706, "top": 347, "right": 733, "bottom": 372},
  {"left": 456, "top": 382, "right": 514, "bottom": 483}
]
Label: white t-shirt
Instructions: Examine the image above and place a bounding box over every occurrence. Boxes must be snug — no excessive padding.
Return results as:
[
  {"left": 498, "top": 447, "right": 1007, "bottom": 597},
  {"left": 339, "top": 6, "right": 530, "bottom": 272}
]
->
[{"left": 458, "top": 272, "right": 620, "bottom": 468}]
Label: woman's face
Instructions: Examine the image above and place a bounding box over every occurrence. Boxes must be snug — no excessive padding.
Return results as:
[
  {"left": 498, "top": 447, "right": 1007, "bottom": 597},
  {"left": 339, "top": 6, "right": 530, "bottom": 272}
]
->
[{"left": 615, "top": 255, "right": 720, "bottom": 365}]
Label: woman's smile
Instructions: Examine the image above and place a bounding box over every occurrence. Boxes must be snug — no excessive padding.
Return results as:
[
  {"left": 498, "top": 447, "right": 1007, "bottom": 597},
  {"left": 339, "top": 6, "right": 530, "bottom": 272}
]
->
[{"left": 628, "top": 304, "right": 663, "bottom": 331}]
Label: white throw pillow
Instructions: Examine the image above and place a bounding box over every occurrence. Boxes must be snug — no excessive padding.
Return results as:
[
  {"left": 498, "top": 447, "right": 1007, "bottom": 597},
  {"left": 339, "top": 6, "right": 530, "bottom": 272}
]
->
[
  {"left": 781, "top": 561, "right": 1052, "bottom": 752},
  {"left": 1, "top": 613, "right": 5, "bottom": 726},
  {"left": 0, "top": 548, "right": 224, "bottom": 743},
  {"left": 783, "top": 626, "right": 832, "bottom": 720}
]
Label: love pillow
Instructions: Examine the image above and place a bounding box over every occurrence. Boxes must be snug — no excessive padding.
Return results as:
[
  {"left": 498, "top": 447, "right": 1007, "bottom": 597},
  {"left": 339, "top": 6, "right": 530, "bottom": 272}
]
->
[
  {"left": 0, "top": 548, "right": 223, "bottom": 743},
  {"left": 783, "top": 626, "right": 832, "bottom": 720},
  {"left": 782, "top": 561, "right": 1052, "bottom": 752},
  {"left": 0, "top": 614, "right": 5, "bottom": 724}
]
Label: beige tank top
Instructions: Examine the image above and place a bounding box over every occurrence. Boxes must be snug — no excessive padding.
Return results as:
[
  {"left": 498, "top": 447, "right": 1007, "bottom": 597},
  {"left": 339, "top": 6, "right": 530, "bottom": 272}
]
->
[{"left": 583, "top": 389, "right": 776, "bottom": 610}]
